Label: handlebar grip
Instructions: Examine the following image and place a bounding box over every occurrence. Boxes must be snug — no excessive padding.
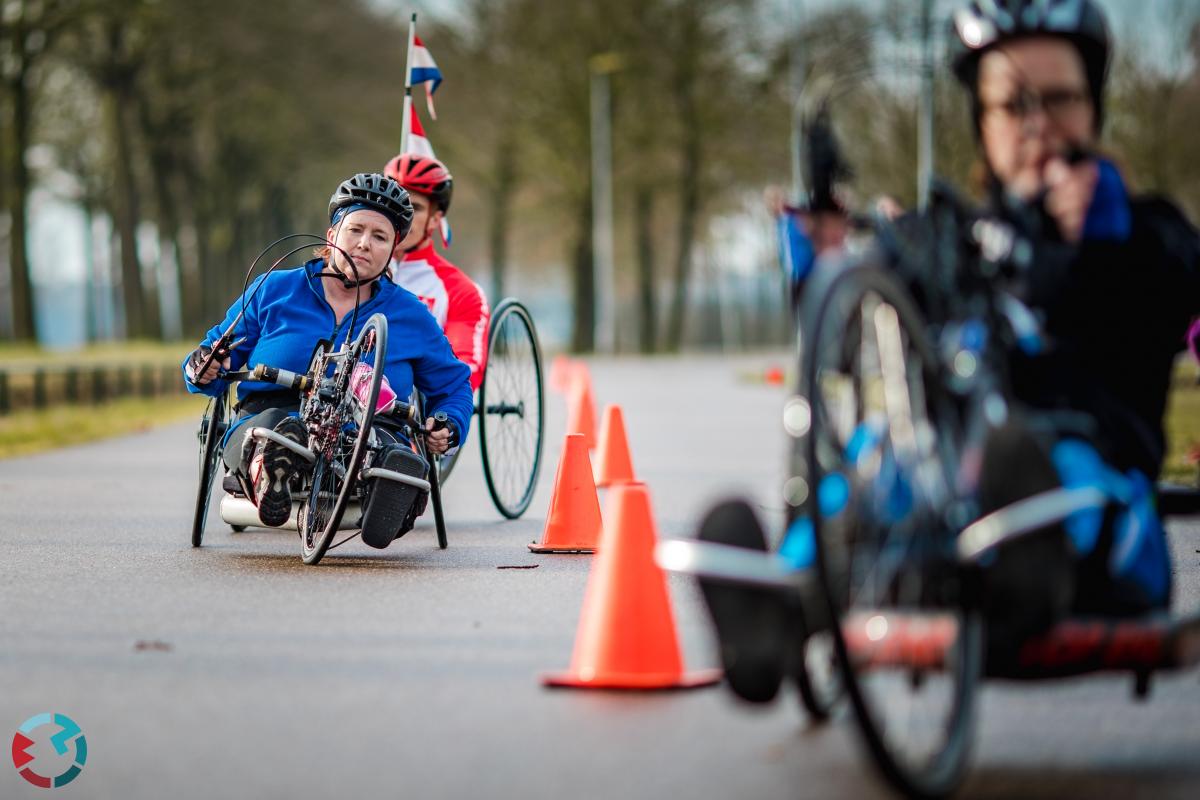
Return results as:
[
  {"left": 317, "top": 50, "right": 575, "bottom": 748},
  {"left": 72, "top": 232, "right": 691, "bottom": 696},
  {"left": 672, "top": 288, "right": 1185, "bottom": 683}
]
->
[
  {"left": 388, "top": 401, "right": 417, "bottom": 423},
  {"left": 250, "top": 364, "right": 311, "bottom": 392},
  {"left": 432, "top": 411, "right": 449, "bottom": 431}
]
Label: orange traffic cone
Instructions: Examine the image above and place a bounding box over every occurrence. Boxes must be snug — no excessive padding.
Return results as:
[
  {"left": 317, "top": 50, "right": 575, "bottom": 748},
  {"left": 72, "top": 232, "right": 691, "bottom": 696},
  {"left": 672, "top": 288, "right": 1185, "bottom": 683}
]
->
[
  {"left": 542, "top": 482, "right": 722, "bottom": 689},
  {"left": 594, "top": 404, "right": 636, "bottom": 488},
  {"left": 529, "top": 434, "right": 603, "bottom": 553},
  {"left": 565, "top": 370, "right": 597, "bottom": 448},
  {"left": 548, "top": 355, "right": 578, "bottom": 394}
]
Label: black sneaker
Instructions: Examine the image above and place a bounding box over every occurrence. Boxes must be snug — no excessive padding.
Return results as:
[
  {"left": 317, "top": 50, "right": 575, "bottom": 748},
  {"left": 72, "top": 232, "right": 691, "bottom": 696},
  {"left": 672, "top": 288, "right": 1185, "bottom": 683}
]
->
[
  {"left": 360, "top": 444, "right": 428, "bottom": 548},
  {"left": 252, "top": 416, "right": 308, "bottom": 527},
  {"left": 697, "top": 499, "right": 793, "bottom": 703}
]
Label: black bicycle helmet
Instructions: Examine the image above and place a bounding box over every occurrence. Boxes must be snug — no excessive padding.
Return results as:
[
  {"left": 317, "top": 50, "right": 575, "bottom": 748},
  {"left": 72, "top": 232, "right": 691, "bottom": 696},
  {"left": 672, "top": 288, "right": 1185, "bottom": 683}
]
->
[
  {"left": 949, "top": 0, "right": 1112, "bottom": 130},
  {"left": 328, "top": 172, "right": 414, "bottom": 239}
]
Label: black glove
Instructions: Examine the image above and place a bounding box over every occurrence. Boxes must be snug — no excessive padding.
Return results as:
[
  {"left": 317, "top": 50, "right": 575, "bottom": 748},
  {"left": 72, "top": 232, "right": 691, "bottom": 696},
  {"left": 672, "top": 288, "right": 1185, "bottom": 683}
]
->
[
  {"left": 444, "top": 419, "right": 460, "bottom": 450},
  {"left": 185, "top": 343, "right": 227, "bottom": 385},
  {"left": 430, "top": 413, "right": 459, "bottom": 450}
]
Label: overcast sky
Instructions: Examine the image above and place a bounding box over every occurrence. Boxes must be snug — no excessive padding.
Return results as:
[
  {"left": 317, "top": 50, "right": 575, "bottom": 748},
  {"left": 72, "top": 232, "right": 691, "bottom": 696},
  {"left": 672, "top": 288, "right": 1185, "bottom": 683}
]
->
[{"left": 369, "top": 0, "right": 1196, "bottom": 79}]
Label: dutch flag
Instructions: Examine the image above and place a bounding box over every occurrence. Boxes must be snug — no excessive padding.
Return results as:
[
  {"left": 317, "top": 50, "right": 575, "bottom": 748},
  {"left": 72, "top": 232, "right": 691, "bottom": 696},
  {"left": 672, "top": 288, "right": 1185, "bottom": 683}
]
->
[
  {"left": 408, "top": 106, "right": 436, "bottom": 159},
  {"left": 411, "top": 35, "right": 443, "bottom": 119}
]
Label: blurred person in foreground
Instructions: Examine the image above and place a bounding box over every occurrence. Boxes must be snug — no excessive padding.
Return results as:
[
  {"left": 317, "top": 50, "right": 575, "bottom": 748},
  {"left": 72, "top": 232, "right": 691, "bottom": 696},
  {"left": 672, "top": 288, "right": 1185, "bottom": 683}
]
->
[{"left": 701, "top": 0, "right": 1200, "bottom": 702}]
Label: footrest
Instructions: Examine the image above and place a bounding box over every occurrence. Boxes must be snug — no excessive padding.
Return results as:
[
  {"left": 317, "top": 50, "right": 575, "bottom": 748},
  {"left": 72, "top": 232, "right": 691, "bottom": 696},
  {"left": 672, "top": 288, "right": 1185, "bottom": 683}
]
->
[{"left": 842, "top": 611, "right": 961, "bottom": 671}]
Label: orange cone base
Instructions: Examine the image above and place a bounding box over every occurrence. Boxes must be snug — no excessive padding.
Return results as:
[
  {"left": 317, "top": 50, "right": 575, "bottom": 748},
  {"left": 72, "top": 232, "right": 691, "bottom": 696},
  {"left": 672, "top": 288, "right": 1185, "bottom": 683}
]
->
[
  {"left": 541, "top": 667, "right": 722, "bottom": 690},
  {"left": 528, "top": 542, "right": 595, "bottom": 554}
]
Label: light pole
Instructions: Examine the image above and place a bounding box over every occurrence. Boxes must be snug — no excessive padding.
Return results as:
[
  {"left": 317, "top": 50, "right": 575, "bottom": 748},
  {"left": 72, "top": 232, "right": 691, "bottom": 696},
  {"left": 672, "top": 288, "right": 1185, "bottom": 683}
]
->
[
  {"left": 590, "top": 52, "right": 622, "bottom": 354},
  {"left": 789, "top": 0, "right": 807, "bottom": 204},
  {"left": 918, "top": 0, "right": 936, "bottom": 211}
]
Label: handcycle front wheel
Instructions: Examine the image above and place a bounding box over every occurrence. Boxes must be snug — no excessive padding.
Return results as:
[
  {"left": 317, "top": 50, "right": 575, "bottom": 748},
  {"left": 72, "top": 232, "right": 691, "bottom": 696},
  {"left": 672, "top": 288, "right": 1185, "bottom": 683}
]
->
[
  {"left": 299, "top": 315, "right": 388, "bottom": 565},
  {"left": 192, "top": 389, "right": 231, "bottom": 547},
  {"left": 793, "top": 627, "right": 843, "bottom": 722},
  {"left": 800, "top": 263, "right": 982, "bottom": 798},
  {"left": 478, "top": 298, "right": 544, "bottom": 519}
]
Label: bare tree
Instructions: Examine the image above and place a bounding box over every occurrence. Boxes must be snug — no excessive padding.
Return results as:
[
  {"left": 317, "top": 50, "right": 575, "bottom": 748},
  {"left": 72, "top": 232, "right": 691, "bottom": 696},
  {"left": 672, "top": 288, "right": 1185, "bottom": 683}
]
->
[{"left": 1, "top": 0, "right": 81, "bottom": 341}]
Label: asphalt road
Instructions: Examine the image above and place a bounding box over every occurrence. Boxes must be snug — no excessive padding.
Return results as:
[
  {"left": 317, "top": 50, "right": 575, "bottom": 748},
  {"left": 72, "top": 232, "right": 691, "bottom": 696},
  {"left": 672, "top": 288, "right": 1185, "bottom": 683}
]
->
[{"left": 2, "top": 354, "right": 1199, "bottom": 799}]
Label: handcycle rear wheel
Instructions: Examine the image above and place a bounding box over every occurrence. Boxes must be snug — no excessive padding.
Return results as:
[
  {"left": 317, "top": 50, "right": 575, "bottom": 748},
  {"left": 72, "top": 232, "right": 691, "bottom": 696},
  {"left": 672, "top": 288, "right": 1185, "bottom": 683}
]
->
[
  {"left": 801, "top": 264, "right": 982, "bottom": 798},
  {"left": 192, "top": 389, "right": 232, "bottom": 547},
  {"left": 299, "top": 315, "right": 388, "bottom": 565},
  {"left": 479, "top": 298, "right": 544, "bottom": 519}
]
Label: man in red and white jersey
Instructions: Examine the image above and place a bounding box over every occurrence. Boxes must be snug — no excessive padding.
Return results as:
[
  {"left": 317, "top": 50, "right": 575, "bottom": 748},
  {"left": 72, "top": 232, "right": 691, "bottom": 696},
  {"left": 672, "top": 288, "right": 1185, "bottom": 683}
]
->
[{"left": 384, "top": 153, "right": 490, "bottom": 390}]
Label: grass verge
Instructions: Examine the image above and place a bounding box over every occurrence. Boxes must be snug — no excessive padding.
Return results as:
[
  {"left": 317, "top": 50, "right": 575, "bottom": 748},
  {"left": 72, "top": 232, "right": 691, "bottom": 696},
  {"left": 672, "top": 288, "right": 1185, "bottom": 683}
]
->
[
  {"left": 0, "top": 394, "right": 209, "bottom": 460},
  {"left": 0, "top": 340, "right": 192, "bottom": 367},
  {"left": 1163, "top": 373, "right": 1200, "bottom": 484}
]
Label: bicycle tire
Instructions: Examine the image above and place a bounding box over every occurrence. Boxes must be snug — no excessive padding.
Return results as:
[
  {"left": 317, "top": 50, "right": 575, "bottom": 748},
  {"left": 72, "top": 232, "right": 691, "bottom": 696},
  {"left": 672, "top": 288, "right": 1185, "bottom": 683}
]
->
[
  {"left": 801, "top": 264, "right": 981, "bottom": 798},
  {"left": 479, "top": 298, "right": 544, "bottom": 519},
  {"left": 191, "top": 392, "right": 229, "bottom": 547},
  {"left": 300, "top": 315, "right": 387, "bottom": 565}
]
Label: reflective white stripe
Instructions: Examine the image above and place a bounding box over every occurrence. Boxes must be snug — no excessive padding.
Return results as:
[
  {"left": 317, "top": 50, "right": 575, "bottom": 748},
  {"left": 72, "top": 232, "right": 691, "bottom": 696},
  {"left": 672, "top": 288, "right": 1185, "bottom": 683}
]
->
[
  {"left": 957, "top": 486, "right": 1108, "bottom": 562},
  {"left": 654, "top": 538, "right": 817, "bottom": 591}
]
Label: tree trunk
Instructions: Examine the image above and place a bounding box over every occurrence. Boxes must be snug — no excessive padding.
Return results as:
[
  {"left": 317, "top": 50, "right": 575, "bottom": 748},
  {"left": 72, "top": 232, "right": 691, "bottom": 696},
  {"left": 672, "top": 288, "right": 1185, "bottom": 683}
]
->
[
  {"left": 136, "top": 89, "right": 185, "bottom": 339},
  {"left": 570, "top": 191, "right": 595, "bottom": 353},
  {"left": 7, "top": 61, "right": 37, "bottom": 342},
  {"left": 108, "top": 79, "right": 150, "bottom": 338},
  {"left": 488, "top": 135, "right": 516, "bottom": 303},
  {"left": 664, "top": 15, "right": 703, "bottom": 352},
  {"left": 174, "top": 181, "right": 204, "bottom": 336},
  {"left": 665, "top": 117, "right": 701, "bottom": 351},
  {"left": 634, "top": 184, "right": 657, "bottom": 353}
]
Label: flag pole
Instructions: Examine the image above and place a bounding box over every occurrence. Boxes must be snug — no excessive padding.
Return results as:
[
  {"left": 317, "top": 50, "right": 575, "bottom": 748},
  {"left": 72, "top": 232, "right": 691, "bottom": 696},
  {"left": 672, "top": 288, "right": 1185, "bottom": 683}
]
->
[{"left": 400, "top": 12, "right": 417, "bottom": 155}]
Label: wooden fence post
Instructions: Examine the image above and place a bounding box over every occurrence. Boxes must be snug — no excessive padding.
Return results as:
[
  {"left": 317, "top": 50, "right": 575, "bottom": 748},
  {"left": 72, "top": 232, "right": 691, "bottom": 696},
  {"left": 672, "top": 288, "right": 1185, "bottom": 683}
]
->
[
  {"left": 33, "top": 369, "right": 48, "bottom": 409},
  {"left": 92, "top": 367, "right": 107, "bottom": 404}
]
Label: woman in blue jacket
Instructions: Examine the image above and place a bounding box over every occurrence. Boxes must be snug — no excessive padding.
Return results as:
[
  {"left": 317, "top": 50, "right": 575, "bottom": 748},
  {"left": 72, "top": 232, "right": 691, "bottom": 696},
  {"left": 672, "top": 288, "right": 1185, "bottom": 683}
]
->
[{"left": 183, "top": 173, "right": 472, "bottom": 533}]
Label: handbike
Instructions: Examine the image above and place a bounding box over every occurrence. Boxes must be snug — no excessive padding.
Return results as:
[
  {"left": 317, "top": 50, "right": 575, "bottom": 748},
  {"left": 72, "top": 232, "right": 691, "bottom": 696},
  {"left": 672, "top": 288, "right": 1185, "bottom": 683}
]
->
[
  {"left": 190, "top": 233, "right": 449, "bottom": 565},
  {"left": 659, "top": 182, "right": 1200, "bottom": 798},
  {"left": 192, "top": 313, "right": 448, "bottom": 565}
]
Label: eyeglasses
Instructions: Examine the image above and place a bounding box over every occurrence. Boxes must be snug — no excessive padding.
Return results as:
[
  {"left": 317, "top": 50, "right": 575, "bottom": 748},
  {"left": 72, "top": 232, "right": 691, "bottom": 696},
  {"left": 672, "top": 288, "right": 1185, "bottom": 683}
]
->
[{"left": 981, "top": 87, "right": 1091, "bottom": 125}]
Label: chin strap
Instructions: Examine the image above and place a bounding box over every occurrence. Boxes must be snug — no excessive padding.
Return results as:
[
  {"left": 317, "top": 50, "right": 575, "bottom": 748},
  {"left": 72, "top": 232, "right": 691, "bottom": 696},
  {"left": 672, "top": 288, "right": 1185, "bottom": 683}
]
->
[{"left": 314, "top": 269, "right": 380, "bottom": 290}]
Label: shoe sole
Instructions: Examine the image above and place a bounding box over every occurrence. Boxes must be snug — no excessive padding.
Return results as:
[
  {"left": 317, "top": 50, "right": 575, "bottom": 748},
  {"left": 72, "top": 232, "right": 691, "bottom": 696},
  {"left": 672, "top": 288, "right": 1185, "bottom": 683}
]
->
[
  {"left": 697, "top": 500, "right": 790, "bottom": 703},
  {"left": 360, "top": 447, "right": 427, "bottom": 549},
  {"left": 257, "top": 423, "right": 306, "bottom": 527}
]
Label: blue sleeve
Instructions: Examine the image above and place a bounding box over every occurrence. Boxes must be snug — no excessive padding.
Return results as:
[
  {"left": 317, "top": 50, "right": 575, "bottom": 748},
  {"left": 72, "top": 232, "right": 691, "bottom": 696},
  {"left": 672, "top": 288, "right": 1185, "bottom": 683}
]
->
[
  {"left": 410, "top": 312, "right": 474, "bottom": 445},
  {"left": 779, "top": 212, "right": 815, "bottom": 286},
  {"left": 181, "top": 274, "right": 266, "bottom": 397}
]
